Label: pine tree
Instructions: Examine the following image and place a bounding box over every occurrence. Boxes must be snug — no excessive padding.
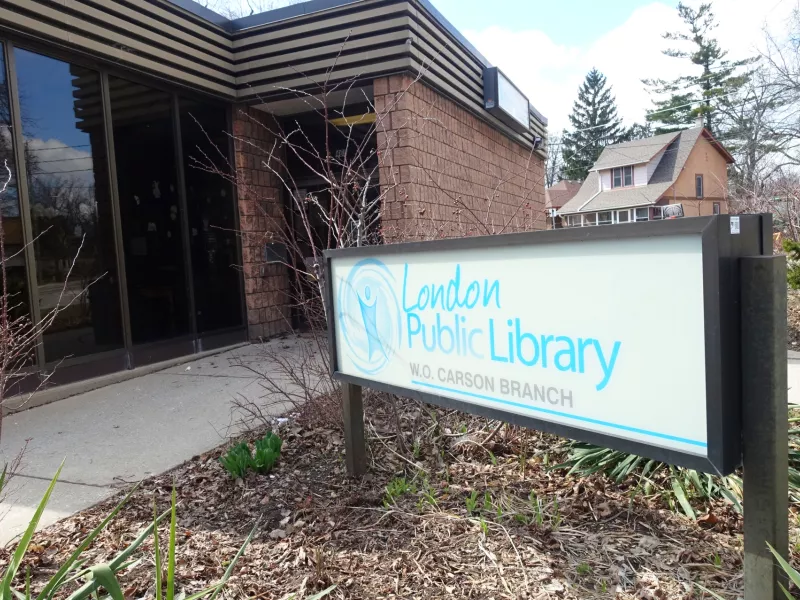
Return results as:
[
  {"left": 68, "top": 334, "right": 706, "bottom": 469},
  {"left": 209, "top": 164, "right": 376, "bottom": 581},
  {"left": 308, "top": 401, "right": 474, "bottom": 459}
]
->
[
  {"left": 643, "top": 3, "right": 754, "bottom": 135},
  {"left": 561, "top": 69, "right": 625, "bottom": 182},
  {"left": 622, "top": 122, "right": 653, "bottom": 141}
]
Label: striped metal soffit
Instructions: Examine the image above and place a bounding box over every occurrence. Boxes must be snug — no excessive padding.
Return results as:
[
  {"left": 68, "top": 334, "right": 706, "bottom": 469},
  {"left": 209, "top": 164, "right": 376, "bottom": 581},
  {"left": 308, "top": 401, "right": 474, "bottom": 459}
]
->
[{"left": 0, "top": 0, "right": 547, "bottom": 147}]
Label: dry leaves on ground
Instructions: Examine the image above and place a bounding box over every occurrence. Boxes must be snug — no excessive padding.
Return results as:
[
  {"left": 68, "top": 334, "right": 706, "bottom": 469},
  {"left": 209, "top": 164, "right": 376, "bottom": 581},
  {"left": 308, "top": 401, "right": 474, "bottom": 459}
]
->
[{"left": 0, "top": 394, "right": 789, "bottom": 599}]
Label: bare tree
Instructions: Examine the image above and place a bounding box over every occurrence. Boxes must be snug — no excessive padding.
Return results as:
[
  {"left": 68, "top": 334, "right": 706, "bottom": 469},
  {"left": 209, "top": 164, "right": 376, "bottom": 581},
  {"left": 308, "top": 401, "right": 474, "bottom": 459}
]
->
[
  {"left": 0, "top": 159, "right": 102, "bottom": 486},
  {"left": 730, "top": 171, "right": 800, "bottom": 244},
  {"left": 197, "top": 0, "right": 303, "bottom": 19},
  {"left": 189, "top": 56, "right": 545, "bottom": 434},
  {"left": 545, "top": 133, "right": 564, "bottom": 187}
]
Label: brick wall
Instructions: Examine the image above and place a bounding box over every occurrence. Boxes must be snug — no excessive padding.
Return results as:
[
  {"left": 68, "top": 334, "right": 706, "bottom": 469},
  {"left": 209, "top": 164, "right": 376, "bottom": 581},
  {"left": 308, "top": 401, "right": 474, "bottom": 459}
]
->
[
  {"left": 232, "top": 106, "right": 292, "bottom": 340},
  {"left": 374, "top": 75, "right": 546, "bottom": 240}
]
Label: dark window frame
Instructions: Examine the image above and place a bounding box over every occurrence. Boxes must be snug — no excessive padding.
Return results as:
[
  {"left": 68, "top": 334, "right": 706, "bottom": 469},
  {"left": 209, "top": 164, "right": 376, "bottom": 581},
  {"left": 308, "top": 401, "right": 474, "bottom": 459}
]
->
[{"left": 696, "top": 174, "right": 704, "bottom": 199}]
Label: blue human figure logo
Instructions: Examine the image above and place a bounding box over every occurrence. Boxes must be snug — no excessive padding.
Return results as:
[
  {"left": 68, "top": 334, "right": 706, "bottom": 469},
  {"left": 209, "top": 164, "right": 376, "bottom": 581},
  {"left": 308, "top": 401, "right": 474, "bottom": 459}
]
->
[
  {"left": 339, "top": 257, "right": 400, "bottom": 374},
  {"left": 357, "top": 284, "right": 387, "bottom": 361}
]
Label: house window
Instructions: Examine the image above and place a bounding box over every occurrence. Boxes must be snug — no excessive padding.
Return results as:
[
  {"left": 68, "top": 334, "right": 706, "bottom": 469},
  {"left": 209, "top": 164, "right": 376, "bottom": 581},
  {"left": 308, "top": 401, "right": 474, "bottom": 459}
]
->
[
  {"left": 713, "top": 202, "right": 720, "bottom": 215},
  {"left": 612, "top": 165, "right": 634, "bottom": 188},
  {"left": 695, "top": 174, "right": 704, "bottom": 199},
  {"left": 634, "top": 207, "right": 649, "bottom": 222},
  {"left": 598, "top": 211, "right": 613, "bottom": 225},
  {"left": 652, "top": 206, "right": 664, "bottom": 220},
  {"left": 616, "top": 210, "right": 630, "bottom": 223},
  {"left": 582, "top": 213, "right": 597, "bottom": 226}
]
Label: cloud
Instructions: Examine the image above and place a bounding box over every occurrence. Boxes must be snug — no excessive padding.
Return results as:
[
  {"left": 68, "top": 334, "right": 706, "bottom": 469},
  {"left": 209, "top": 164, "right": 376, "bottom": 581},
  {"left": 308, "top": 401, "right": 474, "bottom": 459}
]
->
[{"left": 463, "top": 0, "right": 796, "bottom": 133}]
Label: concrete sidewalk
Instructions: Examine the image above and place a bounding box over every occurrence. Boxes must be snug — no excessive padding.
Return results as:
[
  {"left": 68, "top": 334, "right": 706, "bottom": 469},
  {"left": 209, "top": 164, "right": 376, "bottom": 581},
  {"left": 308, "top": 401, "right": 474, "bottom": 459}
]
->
[{"left": 0, "top": 337, "right": 313, "bottom": 545}]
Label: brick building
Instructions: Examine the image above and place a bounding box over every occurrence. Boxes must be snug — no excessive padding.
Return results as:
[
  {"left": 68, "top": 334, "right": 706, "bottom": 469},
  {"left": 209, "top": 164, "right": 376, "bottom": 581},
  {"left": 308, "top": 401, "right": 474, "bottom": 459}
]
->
[{"left": 0, "top": 0, "right": 547, "bottom": 388}]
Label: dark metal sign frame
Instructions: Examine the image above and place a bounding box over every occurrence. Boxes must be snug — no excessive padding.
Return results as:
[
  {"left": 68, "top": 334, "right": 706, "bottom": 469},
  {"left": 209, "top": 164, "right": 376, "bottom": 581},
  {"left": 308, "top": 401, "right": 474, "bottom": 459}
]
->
[{"left": 324, "top": 215, "right": 771, "bottom": 475}]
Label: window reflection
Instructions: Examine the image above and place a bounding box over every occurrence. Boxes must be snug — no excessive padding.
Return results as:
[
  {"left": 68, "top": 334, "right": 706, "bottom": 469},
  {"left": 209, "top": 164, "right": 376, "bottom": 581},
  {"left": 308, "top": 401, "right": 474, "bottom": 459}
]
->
[
  {"left": 180, "top": 100, "right": 242, "bottom": 333},
  {"left": 16, "top": 49, "right": 123, "bottom": 361},
  {"left": 109, "top": 77, "right": 190, "bottom": 344},
  {"left": 0, "top": 44, "right": 29, "bottom": 326}
]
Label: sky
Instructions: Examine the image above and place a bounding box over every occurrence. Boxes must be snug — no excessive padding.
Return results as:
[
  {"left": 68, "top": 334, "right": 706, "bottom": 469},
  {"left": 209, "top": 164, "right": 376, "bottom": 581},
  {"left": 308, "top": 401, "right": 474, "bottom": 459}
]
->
[
  {"left": 436, "top": 0, "right": 798, "bottom": 132},
  {"left": 212, "top": 0, "right": 798, "bottom": 132}
]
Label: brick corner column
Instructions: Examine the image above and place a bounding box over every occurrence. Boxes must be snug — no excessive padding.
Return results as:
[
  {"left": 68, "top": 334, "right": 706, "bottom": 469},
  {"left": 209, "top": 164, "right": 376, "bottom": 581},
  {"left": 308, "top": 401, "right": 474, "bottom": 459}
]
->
[{"left": 232, "top": 105, "right": 292, "bottom": 341}]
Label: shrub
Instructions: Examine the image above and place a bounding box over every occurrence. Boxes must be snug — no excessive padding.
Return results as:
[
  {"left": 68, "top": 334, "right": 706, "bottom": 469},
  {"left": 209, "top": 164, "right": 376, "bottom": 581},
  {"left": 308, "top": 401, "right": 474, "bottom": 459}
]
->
[
  {"left": 0, "top": 463, "right": 254, "bottom": 600},
  {"left": 783, "top": 239, "right": 800, "bottom": 289}
]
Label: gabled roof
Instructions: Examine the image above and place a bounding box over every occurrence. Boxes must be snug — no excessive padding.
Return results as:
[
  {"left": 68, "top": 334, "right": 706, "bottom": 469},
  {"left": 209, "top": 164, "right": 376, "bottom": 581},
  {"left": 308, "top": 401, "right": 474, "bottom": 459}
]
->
[
  {"left": 590, "top": 131, "right": 680, "bottom": 171},
  {"left": 559, "top": 127, "right": 722, "bottom": 215},
  {"left": 545, "top": 180, "right": 582, "bottom": 210}
]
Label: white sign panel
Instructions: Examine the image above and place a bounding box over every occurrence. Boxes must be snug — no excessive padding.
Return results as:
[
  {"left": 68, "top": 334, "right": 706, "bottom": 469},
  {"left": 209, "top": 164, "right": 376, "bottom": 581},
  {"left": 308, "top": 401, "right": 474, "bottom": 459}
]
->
[
  {"left": 497, "top": 71, "right": 530, "bottom": 129},
  {"left": 328, "top": 216, "right": 763, "bottom": 473},
  {"left": 331, "top": 235, "right": 707, "bottom": 457}
]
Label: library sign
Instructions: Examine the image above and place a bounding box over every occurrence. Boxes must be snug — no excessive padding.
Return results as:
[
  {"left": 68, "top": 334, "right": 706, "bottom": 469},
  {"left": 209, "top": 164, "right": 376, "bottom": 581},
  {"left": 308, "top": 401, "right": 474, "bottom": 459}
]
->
[{"left": 325, "top": 216, "right": 765, "bottom": 475}]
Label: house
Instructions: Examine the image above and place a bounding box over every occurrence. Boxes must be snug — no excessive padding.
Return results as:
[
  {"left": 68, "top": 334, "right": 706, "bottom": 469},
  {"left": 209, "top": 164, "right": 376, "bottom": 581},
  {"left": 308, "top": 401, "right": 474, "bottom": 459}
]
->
[
  {"left": 0, "top": 0, "right": 546, "bottom": 391},
  {"left": 557, "top": 127, "right": 734, "bottom": 227},
  {"left": 544, "top": 180, "right": 582, "bottom": 228}
]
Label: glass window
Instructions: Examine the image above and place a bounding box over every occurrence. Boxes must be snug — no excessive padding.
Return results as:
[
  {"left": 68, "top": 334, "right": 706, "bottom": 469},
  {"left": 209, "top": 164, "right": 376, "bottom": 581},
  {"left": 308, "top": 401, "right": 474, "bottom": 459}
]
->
[
  {"left": 582, "top": 213, "right": 596, "bottom": 226},
  {"left": 179, "top": 99, "right": 242, "bottom": 333},
  {"left": 598, "top": 211, "right": 612, "bottom": 225},
  {"left": 616, "top": 210, "right": 629, "bottom": 223},
  {"left": 696, "top": 174, "right": 704, "bottom": 199},
  {"left": 612, "top": 166, "right": 633, "bottom": 188},
  {"left": 0, "top": 44, "right": 30, "bottom": 328},
  {"left": 713, "top": 202, "right": 720, "bottom": 215},
  {"left": 652, "top": 206, "right": 664, "bottom": 220},
  {"left": 109, "top": 76, "right": 190, "bottom": 344},
  {"left": 612, "top": 168, "right": 621, "bottom": 188},
  {"left": 16, "top": 48, "right": 123, "bottom": 361},
  {"left": 634, "top": 207, "right": 649, "bottom": 221}
]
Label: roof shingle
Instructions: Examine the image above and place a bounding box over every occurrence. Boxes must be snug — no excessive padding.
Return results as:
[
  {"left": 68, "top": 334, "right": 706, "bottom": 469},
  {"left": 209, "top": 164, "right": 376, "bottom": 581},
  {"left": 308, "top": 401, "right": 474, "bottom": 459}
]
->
[
  {"left": 558, "top": 127, "right": 705, "bottom": 215},
  {"left": 590, "top": 131, "right": 680, "bottom": 171}
]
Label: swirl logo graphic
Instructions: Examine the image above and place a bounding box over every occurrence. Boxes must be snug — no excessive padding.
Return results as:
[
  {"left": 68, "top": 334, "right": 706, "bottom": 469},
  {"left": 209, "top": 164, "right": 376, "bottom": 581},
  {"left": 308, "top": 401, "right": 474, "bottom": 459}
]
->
[{"left": 338, "top": 258, "right": 401, "bottom": 375}]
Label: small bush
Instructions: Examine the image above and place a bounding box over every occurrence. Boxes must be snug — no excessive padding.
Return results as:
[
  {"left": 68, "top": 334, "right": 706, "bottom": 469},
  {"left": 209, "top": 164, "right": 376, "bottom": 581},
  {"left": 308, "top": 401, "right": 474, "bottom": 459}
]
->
[
  {"left": 219, "top": 433, "right": 283, "bottom": 478},
  {"left": 783, "top": 239, "right": 800, "bottom": 289}
]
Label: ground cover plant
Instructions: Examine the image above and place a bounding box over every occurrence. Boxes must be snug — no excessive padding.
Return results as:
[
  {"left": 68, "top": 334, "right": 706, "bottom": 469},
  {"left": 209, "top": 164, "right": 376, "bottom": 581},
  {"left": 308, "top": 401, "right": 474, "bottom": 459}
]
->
[{"left": 219, "top": 432, "right": 283, "bottom": 479}]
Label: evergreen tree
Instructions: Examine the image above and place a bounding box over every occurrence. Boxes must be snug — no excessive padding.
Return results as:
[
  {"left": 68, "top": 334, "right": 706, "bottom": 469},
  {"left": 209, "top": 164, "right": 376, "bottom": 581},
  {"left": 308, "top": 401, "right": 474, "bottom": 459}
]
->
[
  {"left": 623, "top": 122, "right": 653, "bottom": 141},
  {"left": 643, "top": 3, "right": 754, "bottom": 135},
  {"left": 561, "top": 69, "right": 625, "bottom": 181}
]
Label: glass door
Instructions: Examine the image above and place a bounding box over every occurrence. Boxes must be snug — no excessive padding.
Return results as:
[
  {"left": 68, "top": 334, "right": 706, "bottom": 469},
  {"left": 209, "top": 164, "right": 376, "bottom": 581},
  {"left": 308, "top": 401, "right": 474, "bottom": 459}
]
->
[
  {"left": 178, "top": 99, "right": 244, "bottom": 348},
  {"left": 15, "top": 50, "right": 125, "bottom": 363},
  {"left": 107, "top": 76, "right": 193, "bottom": 364}
]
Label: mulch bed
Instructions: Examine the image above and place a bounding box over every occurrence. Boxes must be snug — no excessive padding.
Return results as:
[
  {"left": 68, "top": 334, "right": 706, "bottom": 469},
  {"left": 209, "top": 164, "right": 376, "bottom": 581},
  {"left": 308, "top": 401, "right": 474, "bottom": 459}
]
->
[{"left": 0, "top": 394, "right": 791, "bottom": 599}]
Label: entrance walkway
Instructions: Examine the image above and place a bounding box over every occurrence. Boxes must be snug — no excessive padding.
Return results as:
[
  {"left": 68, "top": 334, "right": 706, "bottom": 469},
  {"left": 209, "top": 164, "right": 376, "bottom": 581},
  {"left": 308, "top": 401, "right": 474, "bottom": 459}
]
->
[{"left": 0, "top": 338, "right": 311, "bottom": 545}]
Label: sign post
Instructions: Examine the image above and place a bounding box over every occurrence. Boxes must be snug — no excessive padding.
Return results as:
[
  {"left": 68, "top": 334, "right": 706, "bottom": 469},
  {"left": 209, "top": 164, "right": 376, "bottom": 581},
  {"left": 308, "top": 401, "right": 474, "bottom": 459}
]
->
[
  {"left": 342, "top": 381, "right": 367, "bottom": 477},
  {"left": 741, "top": 256, "right": 788, "bottom": 599},
  {"left": 327, "top": 215, "right": 789, "bottom": 596}
]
